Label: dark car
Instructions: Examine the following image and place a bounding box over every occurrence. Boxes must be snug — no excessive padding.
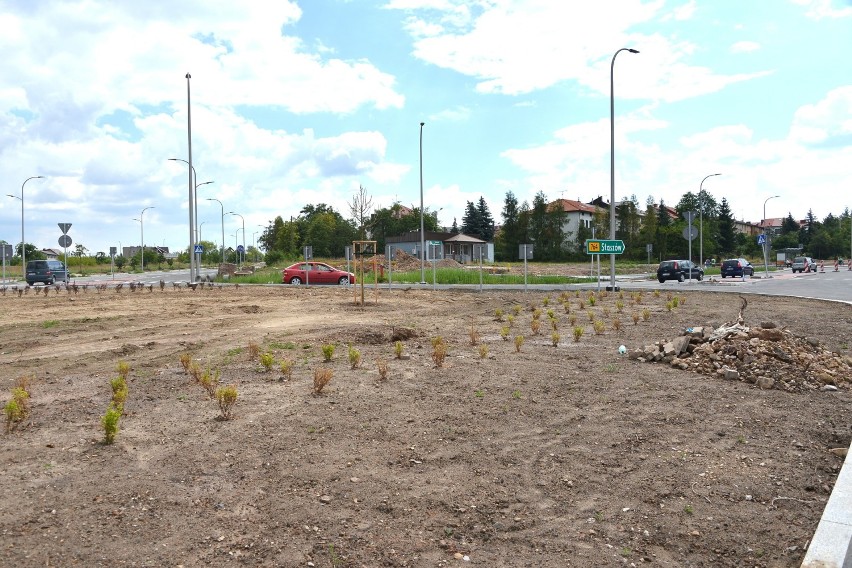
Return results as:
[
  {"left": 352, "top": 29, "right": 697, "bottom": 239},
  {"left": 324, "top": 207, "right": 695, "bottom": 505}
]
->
[
  {"left": 791, "top": 256, "right": 815, "bottom": 273},
  {"left": 657, "top": 260, "right": 703, "bottom": 283},
  {"left": 281, "top": 262, "right": 354, "bottom": 285},
  {"left": 25, "top": 259, "right": 69, "bottom": 286},
  {"left": 720, "top": 258, "right": 754, "bottom": 278}
]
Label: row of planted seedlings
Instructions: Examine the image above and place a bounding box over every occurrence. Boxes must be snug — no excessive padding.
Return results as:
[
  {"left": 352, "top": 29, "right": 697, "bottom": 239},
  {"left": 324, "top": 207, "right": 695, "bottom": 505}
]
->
[
  {"left": 490, "top": 289, "right": 689, "bottom": 349},
  {"left": 178, "top": 353, "right": 239, "bottom": 420}
]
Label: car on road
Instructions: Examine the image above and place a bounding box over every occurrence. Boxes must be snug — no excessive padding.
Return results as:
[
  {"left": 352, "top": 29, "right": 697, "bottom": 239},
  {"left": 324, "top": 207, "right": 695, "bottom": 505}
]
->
[
  {"left": 25, "top": 259, "right": 69, "bottom": 286},
  {"left": 720, "top": 258, "right": 754, "bottom": 278},
  {"left": 791, "top": 256, "right": 816, "bottom": 273},
  {"left": 281, "top": 262, "right": 355, "bottom": 285},
  {"left": 656, "top": 259, "right": 703, "bottom": 283}
]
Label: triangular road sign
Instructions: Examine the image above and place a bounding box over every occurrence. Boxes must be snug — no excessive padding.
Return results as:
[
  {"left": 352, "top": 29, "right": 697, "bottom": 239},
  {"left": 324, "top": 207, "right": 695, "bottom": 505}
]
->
[{"left": 58, "top": 223, "right": 72, "bottom": 235}]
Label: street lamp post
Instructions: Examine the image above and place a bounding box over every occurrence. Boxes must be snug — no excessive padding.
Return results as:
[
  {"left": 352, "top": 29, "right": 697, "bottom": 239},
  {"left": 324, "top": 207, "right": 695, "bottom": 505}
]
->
[
  {"left": 257, "top": 224, "right": 265, "bottom": 262},
  {"left": 7, "top": 176, "right": 44, "bottom": 278},
  {"left": 699, "top": 173, "right": 721, "bottom": 267},
  {"left": 609, "top": 47, "right": 639, "bottom": 292},
  {"left": 762, "top": 195, "right": 780, "bottom": 277},
  {"left": 206, "top": 198, "right": 225, "bottom": 265},
  {"left": 226, "top": 212, "right": 245, "bottom": 265},
  {"left": 185, "top": 73, "right": 196, "bottom": 282},
  {"left": 138, "top": 206, "right": 154, "bottom": 272},
  {"left": 419, "top": 121, "right": 426, "bottom": 284}
]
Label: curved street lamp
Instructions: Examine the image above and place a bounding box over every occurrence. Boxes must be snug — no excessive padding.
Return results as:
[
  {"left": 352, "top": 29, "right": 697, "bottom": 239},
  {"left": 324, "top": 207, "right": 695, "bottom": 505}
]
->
[
  {"left": 609, "top": 47, "right": 639, "bottom": 292},
  {"left": 762, "top": 195, "right": 780, "bottom": 277},
  {"left": 699, "top": 173, "right": 721, "bottom": 266},
  {"left": 226, "top": 211, "right": 245, "bottom": 265},
  {"left": 206, "top": 198, "right": 225, "bottom": 264},
  {"left": 7, "top": 176, "right": 44, "bottom": 277},
  {"left": 138, "top": 206, "right": 155, "bottom": 273}
]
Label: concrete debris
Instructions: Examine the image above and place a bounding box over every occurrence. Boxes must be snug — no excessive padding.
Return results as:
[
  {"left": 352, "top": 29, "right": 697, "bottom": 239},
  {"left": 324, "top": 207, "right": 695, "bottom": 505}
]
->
[{"left": 631, "top": 323, "right": 851, "bottom": 393}]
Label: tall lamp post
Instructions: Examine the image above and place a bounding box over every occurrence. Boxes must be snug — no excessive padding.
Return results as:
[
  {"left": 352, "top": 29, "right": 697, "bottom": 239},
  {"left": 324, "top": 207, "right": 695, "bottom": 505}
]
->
[
  {"left": 609, "top": 47, "right": 639, "bottom": 292},
  {"left": 206, "top": 198, "right": 225, "bottom": 265},
  {"left": 699, "top": 173, "right": 721, "bottom": 267},
  {"left": 226, "top": 212, "right": 245, "bottom": 265},
  {"left": 135, "top": 206, "right": 154, "bottom": 273},
  {"left": 7, "top": 175, "right": 44, "bottom": 278},
  {"left": 419, "top": 121, "right": 426, "bottom": 284},
  {"left": 762, "top": 195, "right": 780, "bottom": 277}
]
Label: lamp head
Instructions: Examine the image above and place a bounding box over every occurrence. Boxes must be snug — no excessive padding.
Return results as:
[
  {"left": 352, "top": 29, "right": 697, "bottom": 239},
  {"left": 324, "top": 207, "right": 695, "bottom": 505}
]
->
[
  {"left": 628, "top": 48, "right": 639, "bottom": 53},
  {"left": 420, "top": 122, "right": 425, "bottom": 126},
  {"left": 186, "top": 73, "right": 191, "bottom": 79}
]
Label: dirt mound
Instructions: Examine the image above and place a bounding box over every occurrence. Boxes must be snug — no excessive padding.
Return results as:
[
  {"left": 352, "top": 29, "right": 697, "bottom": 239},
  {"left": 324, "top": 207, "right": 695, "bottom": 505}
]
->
[
  {"left": 364, "top": 248, "right": 463, "bottom": 272},
  {"left": 631, "top": 321, "right": 852, "bottom": 392}
]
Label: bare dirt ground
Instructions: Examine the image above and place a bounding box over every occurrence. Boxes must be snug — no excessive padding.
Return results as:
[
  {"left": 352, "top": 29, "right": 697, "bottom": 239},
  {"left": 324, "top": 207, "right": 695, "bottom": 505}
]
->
[{"left": 1, "top": 281, "right": 850, "bottom": 567}]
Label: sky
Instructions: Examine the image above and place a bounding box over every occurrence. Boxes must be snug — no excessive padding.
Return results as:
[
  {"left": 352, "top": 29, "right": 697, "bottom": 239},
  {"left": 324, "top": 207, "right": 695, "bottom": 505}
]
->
[{"left": 1, "top": 0, "right": 851, "bottom": 256}]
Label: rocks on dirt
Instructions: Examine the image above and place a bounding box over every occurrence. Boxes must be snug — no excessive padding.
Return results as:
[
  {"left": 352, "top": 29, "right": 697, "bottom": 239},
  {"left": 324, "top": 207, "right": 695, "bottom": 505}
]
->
[{"left": 629, "top": 322, "right": 851, "bottom": 393}]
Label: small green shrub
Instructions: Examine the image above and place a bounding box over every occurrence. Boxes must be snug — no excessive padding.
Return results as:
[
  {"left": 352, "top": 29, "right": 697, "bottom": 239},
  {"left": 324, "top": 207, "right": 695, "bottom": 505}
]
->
[
  {"left": 215, "top": 384, "right": 238, "bottom": 420},
  {"left": 260, "top": 352, "right": 274, "bottom": 372},
  {"left": 116, "top": 361, "right": 130, "bottom": 379},
  {"left": 394, "top": 341, "right": 404, "bottom": 359},
  {"left": 551, "top": 332, "right": 560, "bottom": 347},
  {"left": 593, "top": 319, "right": 605, "bottom": 335},
  {"left": 102, "top": 405, "right": 122, "bottom": 444},
  {"left": 199, "top": 368, "right": 220, "bottom": 398},
  {"left": 642, "top": 308, "right": 651, "bottom": 321},
  {"left": 478, "top": 343, "right": 489, "bottom": 359},
  {"left": 322, "top": 344, "right": 336, "bottom": 362},
  {"left": 348, "top": 344, "right": 362, "bottom": 369},
  {"left": 514, "top": 335, "right": 524, "bottom": 353},
  {"left": 494, "top": 308, "right": 504, "bottom": 321},
  {"left": 500, "top": 325, "right": 510, "bottom": 341},
  {"left": 573, "top": 326, "right": 584, "bottom": 342},
  {"left": 110, "top": 376, "right": 128, "bottom": 410}
]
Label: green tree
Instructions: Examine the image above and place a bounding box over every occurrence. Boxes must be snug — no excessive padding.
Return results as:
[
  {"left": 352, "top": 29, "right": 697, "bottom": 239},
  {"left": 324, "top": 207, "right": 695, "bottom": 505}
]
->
[
  {"left": 114, "top": 255, "right": 126, "bottom": 270},
  {"left": 716, "top": 197, "right": 736, "bottom": 257},
  {"left": 637, "top": 197, "right": 658, "bottom": 262},
  {"left": 476, "top": 197, "right": 495, "bottom": 241},
  {"left": 74, "top": 243, "right": 88, "bottom": 273},
  {"left": 497, "top": 192, "right": 522, "bottom": 261}
]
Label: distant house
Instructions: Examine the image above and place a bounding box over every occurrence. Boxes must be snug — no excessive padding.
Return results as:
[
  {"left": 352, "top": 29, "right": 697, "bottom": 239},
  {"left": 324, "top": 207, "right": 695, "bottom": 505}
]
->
[
  {"left": 41, "top": 248, "right": 64, "bottom": 260},
  {"left": 759, "top": 218, "right": 783, "bottom": 237},
  {"left": 548, "top": 199, "right": 601, "bottom": 244},
  {"left": 385, "top": 230, "right": 491, "bottom": 263}
]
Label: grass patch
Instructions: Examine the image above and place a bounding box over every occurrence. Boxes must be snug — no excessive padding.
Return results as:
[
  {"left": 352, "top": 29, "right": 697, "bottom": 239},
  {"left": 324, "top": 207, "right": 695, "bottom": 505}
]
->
[
  {"left": 380, "top": 267, "right": 593, "bottom": 285},
  {"left": 41, "top": 320, "right": 60, "bottom": 329}
]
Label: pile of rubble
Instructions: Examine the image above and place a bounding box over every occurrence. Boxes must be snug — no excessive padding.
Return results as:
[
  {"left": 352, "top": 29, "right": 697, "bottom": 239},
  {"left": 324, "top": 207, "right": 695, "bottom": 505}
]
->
[
  {"left": 364, "top": 249, "right": 463, "bottom": 273},
  {"left": 629, "top": 322, "right": 852, "bottom": 393}
]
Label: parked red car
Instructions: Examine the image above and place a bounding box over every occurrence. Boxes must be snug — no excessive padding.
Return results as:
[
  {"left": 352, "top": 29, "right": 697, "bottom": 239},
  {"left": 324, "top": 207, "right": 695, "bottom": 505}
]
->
[{"left": 281, "top": 262, "right": 355, "bottom": 285}]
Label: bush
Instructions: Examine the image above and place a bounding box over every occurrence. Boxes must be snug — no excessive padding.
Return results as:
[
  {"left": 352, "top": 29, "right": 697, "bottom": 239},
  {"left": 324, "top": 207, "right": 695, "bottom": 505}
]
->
[
  {"left": 431, "top": 337, "right": 448, "bottom": 368},
  {"left": 394, "top": 341, "right": 404, "bottom": 359},
  {"left": 117, "top": 361, "right": 130, "bottom": 379},
  {"left": 313, "top": 367, "right": 333, "bottom": 394},
  {"left": 280, "top": 358, "right": 294, "bottom": 381},
  {"left": 348, "top": 344, "right": 361, "bottom": 369},
  {"left": 102, "top": 405, "right": 122, "bottom": 444},
  {"left": 260, "top": 352, "right": 274, "bottom": 372},
  {"left": 199, "top": 368, "right": 220, "bottom": 398},
  {"left": 215, "top": 384, "right": 238, "bottom": 420},
  {"left": 322, "top": 344, "right": 336, "bottom": 362},
  {"left": 110, "top": 376, "right": 128, "bottom": 410}
]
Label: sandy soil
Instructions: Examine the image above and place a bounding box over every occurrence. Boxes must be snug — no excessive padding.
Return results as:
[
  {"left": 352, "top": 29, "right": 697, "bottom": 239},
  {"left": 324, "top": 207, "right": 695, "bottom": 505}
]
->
[{"left": 0, "top": 281, "right": 850, "bottom": 567}]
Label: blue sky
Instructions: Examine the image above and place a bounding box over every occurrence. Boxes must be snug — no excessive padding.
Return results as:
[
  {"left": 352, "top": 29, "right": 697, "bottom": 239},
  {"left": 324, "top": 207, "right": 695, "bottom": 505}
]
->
[{"left": 1, "top": 0, "right": 851, "bottom": 256}]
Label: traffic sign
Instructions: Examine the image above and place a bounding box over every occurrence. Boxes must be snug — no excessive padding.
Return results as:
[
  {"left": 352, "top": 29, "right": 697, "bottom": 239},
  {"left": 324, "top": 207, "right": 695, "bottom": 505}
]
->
[
  {"left": 58, "top": 235, "right": 72, "bottom": 248},
  {"left": 757, "top": 234, "right": 766, "bottom": 245},
  {"left": 58, "top": 223, "right": 72, "bottom": 235},
  {"left": 237, "top": 245, "right": 245, "bottom": 253},
  {"left": 682, "top": 226, "right": 698, "bottom": 241},
  {"left": 682, "top": 210, "right": 697, "bottom": 224},
  {"left": 1, "top": 244, "right": 12, "bottom": 260},
  {"left": 428, "top": 240, "right": 441, "bottom": 246},
  {"left": 519, "top": 244, "right": 533, "bottom": 260},
  {"left": 194, "top": 244, "right": 204, "bottom": 254},
  {"left": 585, "top": 239, "right": 625, "bottom": 255}
]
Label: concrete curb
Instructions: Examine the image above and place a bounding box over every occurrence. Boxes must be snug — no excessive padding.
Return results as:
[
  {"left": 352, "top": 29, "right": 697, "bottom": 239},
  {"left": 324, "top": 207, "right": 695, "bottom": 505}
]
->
[{"left": 802, "top": 440, "right": 852, "bottom": 567}]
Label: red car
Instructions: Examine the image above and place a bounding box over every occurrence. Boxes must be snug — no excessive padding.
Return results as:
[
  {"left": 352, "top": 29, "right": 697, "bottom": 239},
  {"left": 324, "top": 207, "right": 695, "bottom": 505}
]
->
[{"left": 281, "top": 262, "right": 355, "bottom": 285}]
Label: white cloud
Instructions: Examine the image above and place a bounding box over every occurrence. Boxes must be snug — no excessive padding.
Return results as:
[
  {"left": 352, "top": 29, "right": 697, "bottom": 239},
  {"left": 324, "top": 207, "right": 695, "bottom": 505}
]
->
[
  {"left": 429, "top": 106, "right": 472, "bottom": 122},
  {"left": 791, "top": 0, "right": 852, "bottom": 19},
  {"left": 730, "top": 41, "right": 761, "bottom": 53}
]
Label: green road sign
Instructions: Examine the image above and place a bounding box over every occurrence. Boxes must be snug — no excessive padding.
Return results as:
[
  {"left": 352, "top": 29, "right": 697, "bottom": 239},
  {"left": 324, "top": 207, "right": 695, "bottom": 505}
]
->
[{"left": 585, "top": 239, "right": 625, "bottom": 255}]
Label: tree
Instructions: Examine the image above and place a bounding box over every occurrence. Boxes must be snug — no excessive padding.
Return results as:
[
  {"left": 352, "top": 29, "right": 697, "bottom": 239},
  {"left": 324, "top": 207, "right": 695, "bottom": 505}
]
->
[
  {"left": 450, "top": 218, "right": 459, "bottom": 234},
  {"left": 94, "top": 251, "right": 108, "bottom": 265},
  {"left": 461, "top": 201, "right": 479, "bottom": 237},
  {"left": 497, "top": 192, "right": 523, "bottom": 261},
  {"left": 476, "top": 197, "right": 495, "bottom": 241},
  {"left": 716, "top": 198, "right": 736, "bottom": 256},
  {"left": 114, "top": 255, "right": 126, "bottom": 270},
  {"left": 348, "top": 185, "right": 374, "bottom": 240},
  {"left": 781, "top": 213, "right": 799, "bottom": 235},
  {"left": 74, "top": 243, "right": 88, "bottom": 273},
  {"left": 637, "top": 198, "right": 658, "bottom": 262}
]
